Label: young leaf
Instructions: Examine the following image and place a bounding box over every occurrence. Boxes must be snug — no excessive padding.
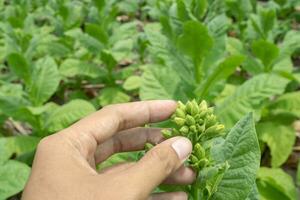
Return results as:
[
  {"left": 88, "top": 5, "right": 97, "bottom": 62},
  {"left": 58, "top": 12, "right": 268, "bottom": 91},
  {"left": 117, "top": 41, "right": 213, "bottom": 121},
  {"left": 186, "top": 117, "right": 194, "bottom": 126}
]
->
[
  {"left": 252, "top": 40, "right": 279, "bottom": 70},
  {"left": 211, "top": 113, "right": 260, "bottom": 200},
  {"left": 191, "top": 0, "right": 207, "bottom": 20},
  {"left": 257, "top": 167, "right": 297, "bottom": 200},
  {"left": 177, "top": 20, "right": 213, "bottom": 62},
  {"left": 27, "top": 57, "right": 60, "bottom": 106},
  {"left": 123, "top": 75, "right": 141, "bottom": 91},
  {"left": 256, "top": 122, "right": 296, "bottom": 167},
  {"left": 6, "top": 53, "right": 30, "bottom": 84},
  {"left": 259, "top": 8, "right": 276, "bottom": 37},
  {"left": 216, "top": 74, "right": 289, "bottom": 128},
  {"left": 0, "top": 160, "right": 30, "bottom": 200},
  {"left": 85, "top": 23, "right": 109, "bottom": 45}
]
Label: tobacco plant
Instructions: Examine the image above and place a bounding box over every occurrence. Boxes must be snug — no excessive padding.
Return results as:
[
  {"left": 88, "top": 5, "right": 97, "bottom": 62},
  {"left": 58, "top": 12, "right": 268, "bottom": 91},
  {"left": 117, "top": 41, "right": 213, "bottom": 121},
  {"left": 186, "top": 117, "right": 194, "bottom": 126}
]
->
[{"left": 159, "top": 100, "right": 260, "bottom": 200}]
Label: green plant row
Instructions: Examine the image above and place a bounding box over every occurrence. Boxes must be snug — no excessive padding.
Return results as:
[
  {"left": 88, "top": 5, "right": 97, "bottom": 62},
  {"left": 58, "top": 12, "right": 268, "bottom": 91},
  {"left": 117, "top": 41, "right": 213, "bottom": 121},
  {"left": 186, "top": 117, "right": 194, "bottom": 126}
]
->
[{"left": 0, "top": 0, "right": 299, "bottom": 199}]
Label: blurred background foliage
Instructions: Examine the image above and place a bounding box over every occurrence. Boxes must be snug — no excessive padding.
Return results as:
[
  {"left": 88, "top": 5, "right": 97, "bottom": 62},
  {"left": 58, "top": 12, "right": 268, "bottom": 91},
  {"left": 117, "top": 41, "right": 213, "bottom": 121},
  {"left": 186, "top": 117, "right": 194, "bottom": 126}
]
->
[{"left": 0, "top": 0, "right": 299, "bottom": 199}]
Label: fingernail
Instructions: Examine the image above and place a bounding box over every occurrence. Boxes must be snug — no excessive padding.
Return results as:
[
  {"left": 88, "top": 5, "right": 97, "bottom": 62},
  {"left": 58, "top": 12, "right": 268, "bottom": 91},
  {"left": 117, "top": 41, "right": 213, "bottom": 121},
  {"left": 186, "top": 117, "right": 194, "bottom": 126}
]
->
[{"left": 171, "top": 137, "right": 192, "bottom": 160}]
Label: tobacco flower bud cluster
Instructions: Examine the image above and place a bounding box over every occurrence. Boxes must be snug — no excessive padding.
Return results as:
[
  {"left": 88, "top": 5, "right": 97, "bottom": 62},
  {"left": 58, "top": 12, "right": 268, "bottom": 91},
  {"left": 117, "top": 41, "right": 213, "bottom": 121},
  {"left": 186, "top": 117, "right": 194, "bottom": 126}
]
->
[{"left": 161, "top": 100, "right": 225, "bottom": 171}]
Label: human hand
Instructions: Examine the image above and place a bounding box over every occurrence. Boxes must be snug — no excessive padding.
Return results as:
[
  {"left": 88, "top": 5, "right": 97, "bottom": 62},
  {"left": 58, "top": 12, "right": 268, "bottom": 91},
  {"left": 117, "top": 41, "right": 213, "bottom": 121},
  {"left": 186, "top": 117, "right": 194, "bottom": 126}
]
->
[{"left": 22, "top": 101, "right": 195, "bottom": 200}]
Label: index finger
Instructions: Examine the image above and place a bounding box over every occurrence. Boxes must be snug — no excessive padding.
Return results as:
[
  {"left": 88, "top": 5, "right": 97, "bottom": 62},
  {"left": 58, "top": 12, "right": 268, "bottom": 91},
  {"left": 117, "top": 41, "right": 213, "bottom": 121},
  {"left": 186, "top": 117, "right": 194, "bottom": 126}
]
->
[{"left": 63, "top": 100, "right": 177, "bottom": 146}]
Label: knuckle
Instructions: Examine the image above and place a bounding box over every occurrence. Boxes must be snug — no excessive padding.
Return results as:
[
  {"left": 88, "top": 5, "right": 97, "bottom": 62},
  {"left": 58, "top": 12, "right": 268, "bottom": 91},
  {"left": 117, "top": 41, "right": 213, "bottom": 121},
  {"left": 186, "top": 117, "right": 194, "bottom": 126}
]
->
[{"left": 36, "top": 135, "right": 56, "bottom": 152}]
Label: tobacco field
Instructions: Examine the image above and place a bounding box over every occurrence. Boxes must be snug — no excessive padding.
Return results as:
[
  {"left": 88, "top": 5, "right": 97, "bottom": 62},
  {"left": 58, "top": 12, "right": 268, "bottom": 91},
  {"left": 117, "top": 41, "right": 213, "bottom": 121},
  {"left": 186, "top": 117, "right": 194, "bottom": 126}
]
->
[{"left": 0, "top": 0, "right": 300, "bottom": 199}]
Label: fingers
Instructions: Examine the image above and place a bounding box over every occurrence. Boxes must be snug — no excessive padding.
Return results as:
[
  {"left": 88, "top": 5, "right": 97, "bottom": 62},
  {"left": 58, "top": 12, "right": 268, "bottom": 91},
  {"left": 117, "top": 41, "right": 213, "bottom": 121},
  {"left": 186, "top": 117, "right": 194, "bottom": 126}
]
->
[
  {"left": 163, "top": 166, "right": 196, "bottom": 185},
  {"left": 100, "top": 162, "right": 195, "bottom": 185},
  {"left": 149, "top": 192, "right": 188, "bottom": 200},
  {"left": 99, "top": 162, "right": 135, "bottom": 174},
  {"left": 67, "top": 100, "right": 176, "bottom": 143},
  {"left": 120, "top": 137, "right": 192, "bottom": 199},
  {"left": 95, "top": 127, "right": 164, "bottom": 164},
  {"left": 61, "top": 100, "right": 176, "bottom": 159}
]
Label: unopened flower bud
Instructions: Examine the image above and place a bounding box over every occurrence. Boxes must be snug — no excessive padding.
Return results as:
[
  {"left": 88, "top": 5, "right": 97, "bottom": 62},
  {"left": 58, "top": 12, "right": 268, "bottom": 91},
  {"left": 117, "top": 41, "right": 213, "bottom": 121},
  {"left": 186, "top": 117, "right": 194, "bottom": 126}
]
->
[
  {"left": 194, "top": 143, "right": 205, "bottom": 159},
  {"left": 186, "top": 101, "right": 193, "bottom": 114},
  {"left": 179, "top": 126, "right": 189, "bottom": 135},
  {"left": 186, "top": 115, "right": 195, "bottom": 126},
  {"left": 206, "top": 115, "right": 217, "bottom": 127},
  {"left": 173, "top": 117, "right": 186, "bottom": 126},
  {"left": 161, "top": 129, "right": 173, "bottom": 139},
  {"left": 199, "top": 100, "right": 208, "bottom": 111},
  {"left": 191, "top": 99, "right": 200, "bottom": 116},
  {"left": 190, "top": 125, "right": 197, "bottom": 133},
  {"left": 178, "top": 101, "right": 186, "bottom": 111},
  {"left": 175, "top": 108, "right": 186, "bottom": 118},
  {"left": 145, "top": 143, "right": 154, "bottom": 151}
]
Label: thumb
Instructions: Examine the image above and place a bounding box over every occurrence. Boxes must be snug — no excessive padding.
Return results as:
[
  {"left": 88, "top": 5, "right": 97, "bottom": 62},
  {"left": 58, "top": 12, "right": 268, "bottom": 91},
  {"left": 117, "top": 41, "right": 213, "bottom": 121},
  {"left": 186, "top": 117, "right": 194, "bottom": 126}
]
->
[{"left": 124, "top": 137, "right": 192, "bottom": 198}]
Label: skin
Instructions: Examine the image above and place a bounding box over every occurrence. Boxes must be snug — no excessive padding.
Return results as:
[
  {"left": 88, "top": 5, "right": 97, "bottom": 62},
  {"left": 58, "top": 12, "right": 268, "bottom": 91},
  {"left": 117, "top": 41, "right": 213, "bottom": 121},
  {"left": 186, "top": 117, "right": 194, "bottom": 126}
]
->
[{"left": 22, "top": 100, "right": 195, "bottom": 200}]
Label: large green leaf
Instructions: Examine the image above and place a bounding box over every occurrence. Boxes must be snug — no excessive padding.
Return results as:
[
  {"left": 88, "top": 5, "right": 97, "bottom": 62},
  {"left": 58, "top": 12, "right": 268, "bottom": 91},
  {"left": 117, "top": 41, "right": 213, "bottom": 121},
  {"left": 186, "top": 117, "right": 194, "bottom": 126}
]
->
[
  {"left": 196, "top": 55, "right": 245, "bottom": 98},
  {"left": 144, "top": 23, "right": 194, "bottom": 85},
  {"left": 44, "top": 100, "right": 96, "bottom": 133},
  {"left": 0, "top": 160, "right": 30, "bottom": 200},
  {"left": 0, "top": 83, "right": 28, "bottom": 117},
  {"left": 256, "top": 122, "right": 295, "bottom": 167},
  {"left": 0, "top": 136, "right": 40, "bottom": 164},
  {"left": 257, "top": 167, "right": 297, "bottom": 200},
  {"left": 216, "top": 74, "right": 289, "bottom": 128},
  {"left": 212, "top": 113, "right": 260, "bottom": 200},
  {"left": 59, "top": 58, "right": 104, "bottom": 78},
  {"left": 279, "top": 31, "right": 300, "bottom": 59},
  {"left": 268, "top": 92, "right": 300, "bottom": 118},
  {"left": 98, "top": 87, "right": 130, "bottom": 107},
  {"left": 139, "top": 65, "right": 185, "bottom": 101},
  {"left": 27, "top": 57, "right": 61, "bottom": 106}
]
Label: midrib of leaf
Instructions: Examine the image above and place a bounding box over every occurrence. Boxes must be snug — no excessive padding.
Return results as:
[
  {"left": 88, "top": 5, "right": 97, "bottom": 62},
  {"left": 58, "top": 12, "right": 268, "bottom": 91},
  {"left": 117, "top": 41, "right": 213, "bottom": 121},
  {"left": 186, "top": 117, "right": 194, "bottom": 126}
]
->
[{"left": 216, "top": 74, "right": 289, "bottom": 127}]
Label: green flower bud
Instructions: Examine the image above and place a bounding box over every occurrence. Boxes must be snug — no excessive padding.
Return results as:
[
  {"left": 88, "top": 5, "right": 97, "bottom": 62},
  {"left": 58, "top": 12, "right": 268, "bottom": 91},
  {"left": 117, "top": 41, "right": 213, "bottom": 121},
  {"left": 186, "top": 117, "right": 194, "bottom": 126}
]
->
[
  {"left": 172, "top": 128, "right": 180, "bottom": 136},
  {"left": 198, "top": 158, "right": 209, "bottom": 168},
  {"left": 186, "top": 101, "right": 193, "bottom": 114},
  {"left": 173, "top": 117, "right": 186, "bottom": 126},
  {"left": 179, "top": 126, "right": 189, "bottom": 135},
  {"left": 207, "top": 107, "right": 214, "bottom": 114},
  {"left": 194, "top": 143, "right": 205, "bottom": 159},
  {"left": 206, "top": 114, "right": 217, "bottom": 127},
  {"left": 145, "top": 143, "right": 154, "bottom": 151},
  {"left": 175, "top": 108, "right": 186, "bottom": 118},
  {"left": 161, "top": 129, "right": 173, "bottom": 139},
  {"left": 201, "top": 124, "right": 225, "bottom": 140},
  {"left": 178, "top": 101, "right": 186, "bottom": 111},
  {"left": 190, "top": 125, "right": 197, "bottom": 133},
  {"left": 196, "top": 124, "right": 205, "bottom": 133},
  {"left": 191, "top": 99, "right": 200, "bottom": 116},
  {"left": 190, "top": 155, "right": 199, "bottom": 163},
  {"left": 199, "top": 100, "right": 208, "bottom": 112},
  {"left": 186, "top": 115, "right": 195, "bottom": 126}
]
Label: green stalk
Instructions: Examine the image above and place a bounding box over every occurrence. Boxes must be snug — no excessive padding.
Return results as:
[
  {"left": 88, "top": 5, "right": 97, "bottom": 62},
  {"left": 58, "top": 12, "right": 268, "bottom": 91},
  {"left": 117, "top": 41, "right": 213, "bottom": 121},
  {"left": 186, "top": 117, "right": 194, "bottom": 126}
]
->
[
  {"left": 194, "top": 58, "right": 203, "bottom": 84},
  {"left": 192, "top": 178, "right": 200, "bottom": 200}
]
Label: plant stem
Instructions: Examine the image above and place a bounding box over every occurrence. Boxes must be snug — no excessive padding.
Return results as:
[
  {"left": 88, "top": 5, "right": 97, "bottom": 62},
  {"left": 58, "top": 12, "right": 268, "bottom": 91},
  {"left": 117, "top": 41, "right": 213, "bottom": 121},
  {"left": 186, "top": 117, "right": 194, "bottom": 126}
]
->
[
  {"left": 194, "top": 59, "right": 203, "bottom": 84},
  {"left": 192, "top": 181, "right": 200, "bottom": 200}
]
